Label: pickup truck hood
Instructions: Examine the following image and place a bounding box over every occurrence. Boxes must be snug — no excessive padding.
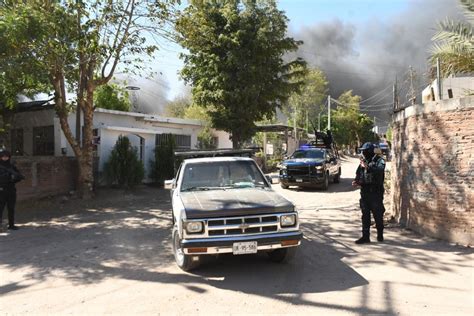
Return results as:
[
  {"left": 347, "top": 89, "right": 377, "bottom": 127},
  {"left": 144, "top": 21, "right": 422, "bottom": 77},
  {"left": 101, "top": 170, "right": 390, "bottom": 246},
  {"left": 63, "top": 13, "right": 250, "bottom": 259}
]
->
[
  {"left": 180, "top": 189, "right": 294, "bottom": 219},
  {"left": 283, "top": 158, "right": 324, "bottom": 166}
]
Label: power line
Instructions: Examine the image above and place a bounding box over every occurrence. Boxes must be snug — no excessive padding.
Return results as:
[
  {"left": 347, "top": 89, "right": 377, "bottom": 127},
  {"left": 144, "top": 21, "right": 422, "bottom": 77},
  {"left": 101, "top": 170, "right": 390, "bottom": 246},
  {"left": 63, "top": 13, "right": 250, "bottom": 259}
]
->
[{"left": 359, "top": 84, "right": 392, "bottom": 104}]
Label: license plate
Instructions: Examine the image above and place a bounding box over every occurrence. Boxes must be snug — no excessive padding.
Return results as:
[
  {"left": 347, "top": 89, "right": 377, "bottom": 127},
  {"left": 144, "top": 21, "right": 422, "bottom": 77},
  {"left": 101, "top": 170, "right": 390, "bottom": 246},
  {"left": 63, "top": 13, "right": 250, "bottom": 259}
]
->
[
  {"left": 233, "top": 241, "right": 258, "bottom": 255},
  {"left": 296, "top": 178, "right": 303, "bottom": 183}
]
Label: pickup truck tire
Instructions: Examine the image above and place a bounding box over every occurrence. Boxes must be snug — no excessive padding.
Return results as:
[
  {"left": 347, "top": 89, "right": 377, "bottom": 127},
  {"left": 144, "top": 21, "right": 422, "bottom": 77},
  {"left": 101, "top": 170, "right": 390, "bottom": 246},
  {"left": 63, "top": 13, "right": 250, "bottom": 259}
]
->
[
  {"left": 172, "top": 227, "right": 199, "bottom": 271},
  {"left": 333, "top": 168, "right": 341, "bottom": 183},
  {"left": 280, "top": 183, "right": 289, "bottom": 189},
  {"left": 268, "top": 247, "right": 297, "bottom": 263},
  {"left": 321, "top": 172, "right": 329, "bottom": 190}
]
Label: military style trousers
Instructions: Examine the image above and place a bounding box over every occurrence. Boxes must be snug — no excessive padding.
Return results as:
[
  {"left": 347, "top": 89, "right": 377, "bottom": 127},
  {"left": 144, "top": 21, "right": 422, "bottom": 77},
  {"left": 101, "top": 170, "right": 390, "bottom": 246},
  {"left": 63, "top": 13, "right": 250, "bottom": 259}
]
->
[
  {"left": 359, "top": 190, "right": 385, "bottom": 237},
  {"left": 0, "top": 187, "right": 16, "bottom": 227}
]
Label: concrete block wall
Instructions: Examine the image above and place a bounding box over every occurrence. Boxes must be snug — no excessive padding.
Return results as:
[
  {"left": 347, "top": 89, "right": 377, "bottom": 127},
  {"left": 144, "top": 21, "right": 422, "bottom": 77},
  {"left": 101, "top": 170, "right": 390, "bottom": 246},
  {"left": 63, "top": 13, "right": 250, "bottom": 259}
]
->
[
  {"left": 391, "top": 96, "right": 474, "bottom": 245},
  {"left": 13, "top": 157, "right": 76, "bottom": 202}
]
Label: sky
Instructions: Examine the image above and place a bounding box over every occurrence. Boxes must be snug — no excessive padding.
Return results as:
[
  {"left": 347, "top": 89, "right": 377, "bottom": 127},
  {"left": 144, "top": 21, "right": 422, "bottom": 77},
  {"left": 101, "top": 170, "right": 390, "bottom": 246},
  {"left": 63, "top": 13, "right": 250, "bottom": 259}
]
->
[{"left": 132, "top": 0, "right": 462, "bottom": 129}]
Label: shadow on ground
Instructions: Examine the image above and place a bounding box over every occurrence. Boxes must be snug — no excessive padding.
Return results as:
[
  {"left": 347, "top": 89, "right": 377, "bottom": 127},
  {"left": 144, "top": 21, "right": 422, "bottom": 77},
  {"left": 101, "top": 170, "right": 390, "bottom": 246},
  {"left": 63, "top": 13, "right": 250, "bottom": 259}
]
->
[{"left": 1, "top": 186, "right": 472, "bottom": 314}]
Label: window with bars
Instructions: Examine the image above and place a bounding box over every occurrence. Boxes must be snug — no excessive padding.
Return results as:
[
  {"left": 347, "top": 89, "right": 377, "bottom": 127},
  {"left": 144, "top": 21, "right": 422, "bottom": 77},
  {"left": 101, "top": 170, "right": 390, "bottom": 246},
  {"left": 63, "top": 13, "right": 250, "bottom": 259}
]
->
[
  {"left": 156, "top": 133, "right": 191, "bottom": 149},
  {"left": 33, "top": 126, "right": 54, "bottom": 156},
  {"left": 10, "top": 129, "right": 24, "bottom": 156}
]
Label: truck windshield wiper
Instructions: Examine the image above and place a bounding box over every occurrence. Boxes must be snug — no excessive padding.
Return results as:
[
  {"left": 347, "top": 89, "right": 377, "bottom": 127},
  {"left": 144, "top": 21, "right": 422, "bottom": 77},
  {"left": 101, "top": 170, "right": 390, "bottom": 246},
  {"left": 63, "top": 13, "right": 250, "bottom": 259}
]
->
[
  {"left": 181, "top": 186, "right": 211, "bottom": 192},
  {"left": 181, "top": 186, "right": 228, "bottom": 192}
]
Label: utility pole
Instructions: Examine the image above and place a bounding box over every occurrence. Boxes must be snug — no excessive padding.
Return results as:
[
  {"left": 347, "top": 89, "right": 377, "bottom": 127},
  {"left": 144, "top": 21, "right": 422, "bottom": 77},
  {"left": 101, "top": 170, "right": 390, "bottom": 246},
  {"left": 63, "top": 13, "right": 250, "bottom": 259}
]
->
[
  {"left": 327, "top": 95, "right": 331, "bottom": 130},
  {"left": 436, "top": 57, "right": 442, "bottom": 100},
  {"left": 318, "top": 112, "right": 321, "bottom": 132},
  {"left": 393, "top": 76, "right": 398, "bottom": 111},
  {"left": 408, "top": 66, "right": 416, "bottom": 105},
  {"left": 374, "top": 116, "right": 378, "bottom": 134}
]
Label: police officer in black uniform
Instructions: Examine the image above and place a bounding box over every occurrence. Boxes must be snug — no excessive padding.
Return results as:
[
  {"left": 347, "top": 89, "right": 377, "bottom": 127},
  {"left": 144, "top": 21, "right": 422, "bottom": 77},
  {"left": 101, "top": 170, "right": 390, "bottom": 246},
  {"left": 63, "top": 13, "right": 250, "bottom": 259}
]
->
[
  {"left": 352, "top": 142, "right": 386, "bottom": 244},
  {"left": 0, "top": 149, "right": 24, "bottom": 231}
]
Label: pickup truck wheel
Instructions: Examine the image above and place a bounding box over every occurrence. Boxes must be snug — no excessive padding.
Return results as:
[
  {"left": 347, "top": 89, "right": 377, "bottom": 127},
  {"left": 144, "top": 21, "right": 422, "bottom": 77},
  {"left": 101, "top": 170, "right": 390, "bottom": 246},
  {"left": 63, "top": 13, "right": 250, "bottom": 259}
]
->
[
  {"left": 172, "top": 227, "right": 199, "bottom": 271},
  {"left": 333, "top": 168, "right": 341, "bottom": 183},
  {"left": 321, "top": 172, "right": 329, "bottom": 190},
  {"left": 268, "top": 247, "right": 297, "bottom": 263},
  {"left": 280, "top": 183, "right": 289, "bottom": 189}
]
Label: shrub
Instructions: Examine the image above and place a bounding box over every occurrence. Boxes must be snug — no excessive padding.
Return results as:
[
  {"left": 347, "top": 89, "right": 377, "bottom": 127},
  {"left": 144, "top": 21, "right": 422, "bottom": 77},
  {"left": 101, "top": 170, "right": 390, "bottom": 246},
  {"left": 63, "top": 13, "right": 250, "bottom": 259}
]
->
[
  {"left": 151, "top": 134, "right": 175, "bottom": 185},
  {"left": 104, "top": 136, "right": 144, "bottom": 188}
]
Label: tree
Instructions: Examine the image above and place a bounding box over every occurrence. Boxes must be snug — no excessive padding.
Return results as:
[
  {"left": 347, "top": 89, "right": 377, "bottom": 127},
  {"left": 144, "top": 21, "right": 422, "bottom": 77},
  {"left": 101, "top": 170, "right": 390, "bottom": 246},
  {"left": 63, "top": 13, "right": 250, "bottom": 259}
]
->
[
  {"left": 164, "top": 95, "right": 192, "bottom": 118},
  {"left": 94, "top": 84, "right": 131, "bottom": 112},
  {"left": 0, "top": 4, "right": 50, "bottom": 146},
  {"left": 430, "top": 0, "right": 474, "bottom": 75},
  {"left": 175, "top": 0, "right": 306, "bottom": 148},
  {"left": 331, "top": 90, "right": 375, "bottom": 148},
  {"left": 285, "top": 68, "right": 328, "bottom": 132},
  {"left": 104, "top": 136, "right": 144, "bottom": 188},
  {"left": 1, "top": 1, "right": 176, "bottom": 198}
]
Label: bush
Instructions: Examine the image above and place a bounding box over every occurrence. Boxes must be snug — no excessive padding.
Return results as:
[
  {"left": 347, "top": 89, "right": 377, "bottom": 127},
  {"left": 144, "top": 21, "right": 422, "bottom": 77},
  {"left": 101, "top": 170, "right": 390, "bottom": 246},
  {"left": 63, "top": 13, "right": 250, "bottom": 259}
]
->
[
  {"left": 104, "top": 136, "right": 144, "bottom": 188},
  {"left": 151, "top": 134, "right": 175, "bottom": 185}
]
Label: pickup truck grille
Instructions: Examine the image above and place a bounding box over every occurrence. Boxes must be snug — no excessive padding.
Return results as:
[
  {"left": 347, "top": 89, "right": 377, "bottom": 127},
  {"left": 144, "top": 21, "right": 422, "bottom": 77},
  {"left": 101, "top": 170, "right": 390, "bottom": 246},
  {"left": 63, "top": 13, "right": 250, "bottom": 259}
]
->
[
  {"left": 207, "top": 215, "right": 279, "bottom": 237},
  {"left": 287, "top": 166, "right": 311, "bottom": 176}
]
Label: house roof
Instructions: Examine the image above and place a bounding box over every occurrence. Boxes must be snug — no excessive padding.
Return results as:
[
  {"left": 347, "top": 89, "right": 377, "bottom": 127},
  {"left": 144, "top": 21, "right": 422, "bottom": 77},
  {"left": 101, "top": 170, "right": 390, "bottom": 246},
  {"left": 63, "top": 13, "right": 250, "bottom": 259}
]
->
[
  {"left": 0, "top": 100, "right": 54, "bottom": 112},
  {"left": 94, "top": 108, "right": 203, "bottom": 127}
]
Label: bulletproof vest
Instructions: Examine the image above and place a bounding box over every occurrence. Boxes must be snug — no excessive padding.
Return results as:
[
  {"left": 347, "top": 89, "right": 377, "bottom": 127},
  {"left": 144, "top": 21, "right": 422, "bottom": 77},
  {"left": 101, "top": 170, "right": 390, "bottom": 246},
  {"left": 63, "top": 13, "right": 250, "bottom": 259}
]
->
[{"left": 0, "top": 167, "right": 11, "bottom": 186}]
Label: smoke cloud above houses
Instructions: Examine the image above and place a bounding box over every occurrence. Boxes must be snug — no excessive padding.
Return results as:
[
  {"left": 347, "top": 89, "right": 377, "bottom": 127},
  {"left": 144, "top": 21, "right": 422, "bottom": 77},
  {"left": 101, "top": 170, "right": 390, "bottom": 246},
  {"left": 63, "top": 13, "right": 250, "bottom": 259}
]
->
[{"left": 291, "top": 0, "right": 464, "bottom": 126}]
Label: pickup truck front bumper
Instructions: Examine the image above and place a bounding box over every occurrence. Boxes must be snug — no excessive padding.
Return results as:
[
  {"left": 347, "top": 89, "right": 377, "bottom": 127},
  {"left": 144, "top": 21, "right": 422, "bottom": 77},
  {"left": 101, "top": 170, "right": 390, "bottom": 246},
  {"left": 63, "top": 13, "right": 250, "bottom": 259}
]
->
[
  {"left": 280, "top": 174, "right": 326, "bottom": 187},
  {"left": 181, "top": 231, "right": 303, "bottom": 255}
]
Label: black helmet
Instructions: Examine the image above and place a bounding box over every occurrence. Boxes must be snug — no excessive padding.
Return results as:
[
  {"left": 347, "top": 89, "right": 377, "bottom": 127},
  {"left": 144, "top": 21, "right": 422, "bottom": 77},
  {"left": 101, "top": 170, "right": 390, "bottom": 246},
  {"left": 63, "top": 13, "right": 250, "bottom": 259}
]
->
[
  {"left": 360, "top": 142, "right": 374, "bottom": 160},
  {"left": 0, "top": 149, "right": 11, "bottom": 158}
]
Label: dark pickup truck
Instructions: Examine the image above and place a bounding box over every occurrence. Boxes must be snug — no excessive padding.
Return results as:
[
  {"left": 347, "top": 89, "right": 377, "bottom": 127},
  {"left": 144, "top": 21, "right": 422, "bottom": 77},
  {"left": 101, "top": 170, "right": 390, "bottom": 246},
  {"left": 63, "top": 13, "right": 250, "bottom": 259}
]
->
[{"left": 279, "top": 145, "right": 341, "bottom": 190}]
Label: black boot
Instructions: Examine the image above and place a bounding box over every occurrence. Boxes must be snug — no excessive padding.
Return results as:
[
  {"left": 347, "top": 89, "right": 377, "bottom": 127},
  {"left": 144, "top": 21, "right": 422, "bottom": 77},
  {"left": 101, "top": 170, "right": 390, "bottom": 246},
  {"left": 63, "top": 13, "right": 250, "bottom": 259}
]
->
[
  {"left": 355, "top": 235, "right": 371, "bottom": 244},
  {"left": 8, "top": 225, "right": 19, "bottom": 230},
  {"left": 377, "top": 229, "right": 384, "bottom": 242}
]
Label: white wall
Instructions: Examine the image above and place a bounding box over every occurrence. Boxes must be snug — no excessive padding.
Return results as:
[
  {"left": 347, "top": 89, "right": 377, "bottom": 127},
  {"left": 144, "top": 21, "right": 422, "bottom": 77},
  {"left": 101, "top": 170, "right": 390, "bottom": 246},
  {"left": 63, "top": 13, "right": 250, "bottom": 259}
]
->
[
  {"left": 15, "top": 107, "right": 233, "bottom": 182},
  {"left": 213, "top": 129, "right": 233, "bottom": 148},
  {"left": 422, "top": 77, "right": 474, "bottom": 104}
]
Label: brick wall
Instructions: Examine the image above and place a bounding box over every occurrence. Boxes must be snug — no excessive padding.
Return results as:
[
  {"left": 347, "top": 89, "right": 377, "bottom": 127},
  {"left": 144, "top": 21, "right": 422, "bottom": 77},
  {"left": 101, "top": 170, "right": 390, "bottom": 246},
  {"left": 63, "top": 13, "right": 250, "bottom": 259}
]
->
[
  {"left": 13, "top": 157, "right": 76, "bottom": 202},
  {"left": 391, "top": 96, "right": 474, "bottom": 245}
]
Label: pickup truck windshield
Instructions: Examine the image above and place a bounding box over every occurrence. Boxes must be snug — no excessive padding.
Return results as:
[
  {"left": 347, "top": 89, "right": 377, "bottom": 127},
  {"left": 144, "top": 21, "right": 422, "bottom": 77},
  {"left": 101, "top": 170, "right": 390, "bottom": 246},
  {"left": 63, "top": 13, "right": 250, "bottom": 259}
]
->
[
  {"left": 180, "top": 160, "right": 268, "bottom": 192},
  {"left": 292, "top": 150, "right": 325, "bottom": 159}
]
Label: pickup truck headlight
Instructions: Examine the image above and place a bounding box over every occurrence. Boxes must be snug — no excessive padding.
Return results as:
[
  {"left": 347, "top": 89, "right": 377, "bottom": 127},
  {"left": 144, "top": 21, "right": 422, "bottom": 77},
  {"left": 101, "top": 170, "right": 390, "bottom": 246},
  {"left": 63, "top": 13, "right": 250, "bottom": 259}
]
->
[
  {"left": 280, "top": 214, "right": 296, "bottom": 227},
  {"left": 315, "top": 165, "right": 323, "bottom": 171},
  {"left": 185, "top": 221, "right": 204, "bottom": 234}
]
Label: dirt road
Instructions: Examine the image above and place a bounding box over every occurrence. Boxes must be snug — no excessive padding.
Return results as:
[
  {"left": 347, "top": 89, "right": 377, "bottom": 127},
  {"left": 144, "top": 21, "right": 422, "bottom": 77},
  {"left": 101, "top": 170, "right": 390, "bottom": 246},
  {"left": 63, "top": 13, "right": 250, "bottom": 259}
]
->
[{"left": 0, "top": 158, "right": 472, "bottom": 315}]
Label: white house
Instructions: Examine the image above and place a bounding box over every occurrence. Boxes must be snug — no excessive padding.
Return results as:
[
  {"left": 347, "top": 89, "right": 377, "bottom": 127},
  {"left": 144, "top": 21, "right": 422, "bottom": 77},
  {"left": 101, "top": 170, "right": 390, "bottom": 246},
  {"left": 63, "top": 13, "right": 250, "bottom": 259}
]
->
[
  {"left": 10, "top": 101, "right": 232, "bottom": 182},
  {"left": 422, "top": 76, "right": 474, "bottom": 104}
]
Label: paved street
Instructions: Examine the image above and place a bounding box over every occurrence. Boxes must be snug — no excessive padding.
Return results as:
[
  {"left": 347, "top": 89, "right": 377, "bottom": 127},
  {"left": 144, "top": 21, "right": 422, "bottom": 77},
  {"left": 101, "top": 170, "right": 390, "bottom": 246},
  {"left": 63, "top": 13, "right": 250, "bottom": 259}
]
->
[{"left": 0, "top": 158, "right": 472, "bottom": 315}]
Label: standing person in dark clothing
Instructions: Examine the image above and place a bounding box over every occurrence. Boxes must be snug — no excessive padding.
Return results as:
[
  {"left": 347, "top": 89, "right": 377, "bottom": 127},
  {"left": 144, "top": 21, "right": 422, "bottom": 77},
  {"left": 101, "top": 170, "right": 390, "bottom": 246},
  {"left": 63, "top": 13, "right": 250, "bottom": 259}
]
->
[
  {"left": 0, "top": 149, "right": 24, "bottom": 231},
  {"left": 352, "top": 142, "right": 386, "bottom": 244}
]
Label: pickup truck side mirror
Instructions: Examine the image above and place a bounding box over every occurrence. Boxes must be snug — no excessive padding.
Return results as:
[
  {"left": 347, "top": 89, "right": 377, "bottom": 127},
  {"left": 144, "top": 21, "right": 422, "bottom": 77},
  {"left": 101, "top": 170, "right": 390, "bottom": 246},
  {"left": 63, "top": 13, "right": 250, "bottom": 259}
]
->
[
  {"left": 265, "top": 175, "right": 273, "bottom": 184},
  {"left": 164, "top": 179, "right": 175, "bottom": 190}
]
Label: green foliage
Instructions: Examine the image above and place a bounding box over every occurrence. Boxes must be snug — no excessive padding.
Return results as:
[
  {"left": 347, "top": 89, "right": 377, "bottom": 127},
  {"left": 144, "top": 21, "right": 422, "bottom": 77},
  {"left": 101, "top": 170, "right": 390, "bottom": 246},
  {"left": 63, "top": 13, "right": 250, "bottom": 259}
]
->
[
  {"left": 164, "top": 95, "right": 192, "bottom": 118},
  {"left": 197, "top": 126, "right": 217, "bottom": 150},
  {"left": 285, "top": 68, "right": 328, "bottom": 131},
  {"left": 183, "top": 103, "right": 210, "bottom": 121},
  {"left": 430, "top": 0, "right": 474, "bottom": 75},
  {"left": 176, "top": 0, "right": 306, "bottom": 148},
  {"left": 104, "top": 136, "right": 144, "bottom": 188},
  {"left": 1, "top": 1, "right": 177, "bottom": 197},
  {"left": 151, "top": 134, "right": 176, "bottom": 185},
  {"left": 386, "top": 125, "right": 393, "bottom": 143},
  {"left": 331, "top": 90, "right": 376, "bottom": 147},
  {"left": 95, "top": 84, "right": 131, "bottom": 112}
]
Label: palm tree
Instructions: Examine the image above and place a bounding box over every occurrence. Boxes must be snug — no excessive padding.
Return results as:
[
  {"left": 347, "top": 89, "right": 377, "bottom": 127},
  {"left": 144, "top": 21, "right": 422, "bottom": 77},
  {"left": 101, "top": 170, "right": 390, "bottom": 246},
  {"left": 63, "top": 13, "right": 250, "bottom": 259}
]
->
[{"left": 430, "top": 0, "right": 474, "bottom": 76}]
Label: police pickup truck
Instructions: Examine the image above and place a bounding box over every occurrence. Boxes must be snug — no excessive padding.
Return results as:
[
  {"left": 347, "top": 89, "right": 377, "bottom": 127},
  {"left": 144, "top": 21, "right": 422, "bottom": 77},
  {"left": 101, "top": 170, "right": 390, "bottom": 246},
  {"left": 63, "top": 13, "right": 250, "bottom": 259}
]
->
[
  {"left": 279, "top": 131, "right": 341, "bottom": 190},
  {"left": 165, "top": 149, "right": 302, "bottom": 271}
]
